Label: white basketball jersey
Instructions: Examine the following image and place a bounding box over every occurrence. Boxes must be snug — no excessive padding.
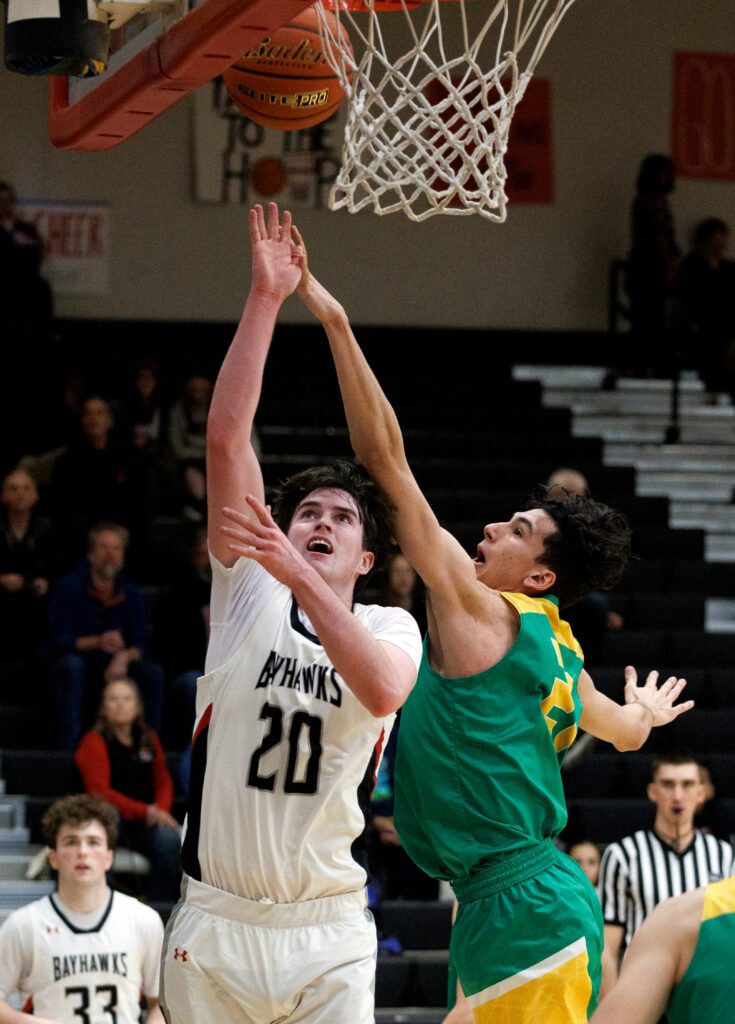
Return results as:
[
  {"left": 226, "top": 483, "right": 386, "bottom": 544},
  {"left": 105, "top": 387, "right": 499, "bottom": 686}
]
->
[
  {"left": 0, "top": 889, "right": 163, "bottom": 1023},
  {"left": 181, "top": 556, "right": 422, "bottom": 903}
]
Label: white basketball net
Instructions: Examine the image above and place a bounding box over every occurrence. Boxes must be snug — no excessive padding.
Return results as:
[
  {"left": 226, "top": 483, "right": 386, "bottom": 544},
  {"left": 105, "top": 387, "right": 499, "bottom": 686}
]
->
[{"left": 314, "top": 0, "right": 576, "bottom": 222}]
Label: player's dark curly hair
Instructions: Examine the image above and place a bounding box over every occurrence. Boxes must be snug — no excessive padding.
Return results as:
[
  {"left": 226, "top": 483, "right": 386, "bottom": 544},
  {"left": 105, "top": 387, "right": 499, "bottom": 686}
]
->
[
  {"left": 524, "top": 485, "right": 631, "bottom": 609},
  {"left": 42, "top": 794, "right": 118, "bottom": 850},
  {"left": 271, "top": 460, "right": 393, "bottom": 569}
]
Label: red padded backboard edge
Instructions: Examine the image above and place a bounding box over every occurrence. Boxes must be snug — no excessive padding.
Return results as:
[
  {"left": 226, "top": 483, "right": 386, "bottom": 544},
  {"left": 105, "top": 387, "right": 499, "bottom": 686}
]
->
[{"left": 48, "top": 0, "right": 316, "bottom": 151}]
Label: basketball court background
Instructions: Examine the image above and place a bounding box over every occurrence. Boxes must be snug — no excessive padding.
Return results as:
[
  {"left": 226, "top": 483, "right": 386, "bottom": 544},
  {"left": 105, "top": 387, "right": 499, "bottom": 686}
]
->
[{"left": 0, "top": 0, "right": 733, "bottom": 328}]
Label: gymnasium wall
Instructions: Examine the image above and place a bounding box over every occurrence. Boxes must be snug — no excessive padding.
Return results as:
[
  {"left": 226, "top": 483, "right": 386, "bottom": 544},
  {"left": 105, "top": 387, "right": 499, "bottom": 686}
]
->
[{"left": 0, "top": 0, "right": 733, "bottom": 330}]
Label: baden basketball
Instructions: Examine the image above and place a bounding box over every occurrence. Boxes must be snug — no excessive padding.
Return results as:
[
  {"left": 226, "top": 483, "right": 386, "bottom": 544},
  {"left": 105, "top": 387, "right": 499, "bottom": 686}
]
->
[{"left": 223, "top": 7, "right": 352, "bottom": 132}]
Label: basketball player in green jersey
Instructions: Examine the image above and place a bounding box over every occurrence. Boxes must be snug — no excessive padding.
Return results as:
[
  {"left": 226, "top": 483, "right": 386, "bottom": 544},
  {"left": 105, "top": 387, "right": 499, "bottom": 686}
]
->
[
  {"left": 293, "top": 224, "right": 693, "bottom": 1024},
  {"left": 591, "top": 877, "right": 735, "bottom": 1024}
]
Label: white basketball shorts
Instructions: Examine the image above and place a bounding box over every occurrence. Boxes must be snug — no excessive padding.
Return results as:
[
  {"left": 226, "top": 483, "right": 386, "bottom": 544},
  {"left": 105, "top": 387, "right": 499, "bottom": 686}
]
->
[{"left": 160, "top": 876, "right": 377, "bottom": 1024}]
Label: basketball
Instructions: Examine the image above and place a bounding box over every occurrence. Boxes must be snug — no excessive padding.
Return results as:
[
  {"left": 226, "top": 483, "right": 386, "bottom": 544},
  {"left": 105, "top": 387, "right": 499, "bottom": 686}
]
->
[{"left": 223, "top": 7, "right": 352, "bottom": 132}]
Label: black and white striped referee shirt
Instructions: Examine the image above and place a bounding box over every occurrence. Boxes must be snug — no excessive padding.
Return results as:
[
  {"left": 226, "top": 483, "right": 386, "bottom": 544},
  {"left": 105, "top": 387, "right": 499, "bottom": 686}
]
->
[{"left": 598, "top": 830, "right": 734, "bottom": 952}]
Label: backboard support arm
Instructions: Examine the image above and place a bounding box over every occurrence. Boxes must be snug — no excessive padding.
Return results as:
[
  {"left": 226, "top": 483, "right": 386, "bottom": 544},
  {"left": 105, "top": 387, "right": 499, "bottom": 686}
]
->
[{"left": 48, "top": 0, "right": 315, "bottom": 150}]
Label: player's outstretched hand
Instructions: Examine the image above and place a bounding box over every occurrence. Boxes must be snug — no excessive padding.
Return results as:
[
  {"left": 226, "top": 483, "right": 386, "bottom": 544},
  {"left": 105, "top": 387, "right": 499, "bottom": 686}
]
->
[
  {"left": 222, "top": 497, "right": 307, "bottom": 589},
  {"left": 623, "top": 666, "right": 694, "bottom": 727},
  {"left": 249, "top": 202, "right": 302, "bottom": 303},
  {"left": 292, "top": 224, "right": 346, "bottom": 326}
]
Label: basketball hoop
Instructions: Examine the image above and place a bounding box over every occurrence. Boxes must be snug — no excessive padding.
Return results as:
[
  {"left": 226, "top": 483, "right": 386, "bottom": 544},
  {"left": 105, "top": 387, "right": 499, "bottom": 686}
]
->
[{"left": 315, "top": 0, "right": 576, "bottom": 222}]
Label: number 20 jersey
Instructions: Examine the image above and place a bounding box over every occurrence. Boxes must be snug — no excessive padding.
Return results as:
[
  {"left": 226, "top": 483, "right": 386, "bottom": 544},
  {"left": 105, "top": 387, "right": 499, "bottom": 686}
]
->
[{"left": 181, "top": 555, "right": 422, "bottom": 903}]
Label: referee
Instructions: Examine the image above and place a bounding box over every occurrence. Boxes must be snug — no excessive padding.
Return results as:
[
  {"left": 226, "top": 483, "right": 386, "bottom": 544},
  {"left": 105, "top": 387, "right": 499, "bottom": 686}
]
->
[{"left": 598, "top": 750, "right": 733, "bottom": 999}]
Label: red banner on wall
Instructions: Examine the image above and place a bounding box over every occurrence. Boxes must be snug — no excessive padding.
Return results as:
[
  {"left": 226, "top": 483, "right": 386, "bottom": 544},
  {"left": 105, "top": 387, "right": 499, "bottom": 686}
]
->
[
  {"left": 506, "top": 78, "right": 554, "bottom": 204},
  {"left": 673, "top": 52, "right": 735, "bottom": 181},
  {"left": 423, "top": 76, "right": 554, "bottom": 207}
]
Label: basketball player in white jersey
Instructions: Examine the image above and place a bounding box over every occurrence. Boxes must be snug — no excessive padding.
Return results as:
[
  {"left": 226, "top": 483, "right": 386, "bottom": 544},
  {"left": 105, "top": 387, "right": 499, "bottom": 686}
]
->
[
  {"left": 160, "top": 203, "right": 422, "bottom": 1024},
  {"left": 0, "top": 794, "right": 164, "bottom": 1024}
]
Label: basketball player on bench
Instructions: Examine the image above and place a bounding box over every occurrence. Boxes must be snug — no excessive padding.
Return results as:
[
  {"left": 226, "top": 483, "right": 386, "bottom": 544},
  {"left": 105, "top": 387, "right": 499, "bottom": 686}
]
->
[
  {"left": 160, "top": 203, "right": 422, "bottom": 1024},
  {"left": 293, "top": 226, "right": 693, "bottom": 1023},
  {"left": 591, "top": 876, "right": 735, "bottom": 1024}
]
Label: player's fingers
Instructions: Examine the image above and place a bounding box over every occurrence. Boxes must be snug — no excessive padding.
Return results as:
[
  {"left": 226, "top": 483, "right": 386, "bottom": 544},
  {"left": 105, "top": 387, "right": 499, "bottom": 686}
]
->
[
  {"left": 254, "top": 204, "right": 266, "bottom": 240},
  {"left": 227, "top": 541, "right": 262, "bottom": 562},
  {"left": 624, "top": 665, "right": 638, "bottom": 686},
  {"left": 292, "top": 224, "right": 307, "bottom": 256},
  {"left": 670, "top": 699, "right": 695, "bottom": 717},
  {"left": 659, "top": 675, "right": 684, "bottom": 696},
  {"left": 280, "top": 209, "right": 292, "bottom": 242},
  {"left": 664, "top": 678, "right": 687, "bottom": 702},
  {"left": 249, "top": 207, "right": 261, "bottom": 244},
  {"left": 267, "top": 201, "right": 280, "bottom": 240},
  {"left": 220, "top": 523, "right": 258, "bottom": 542},
  {"left": 222, "top": 505, "right": 254, "bottom": 527},
  {"left": 644, "top": 669, "right": 659, "bottom": 689},
  {"left": 245, "top": 493, "right": 275, "bottom": 524}
]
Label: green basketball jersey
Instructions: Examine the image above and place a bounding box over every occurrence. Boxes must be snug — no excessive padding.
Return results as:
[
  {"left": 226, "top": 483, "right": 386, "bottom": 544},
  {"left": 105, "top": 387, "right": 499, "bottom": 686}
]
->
[
  {"left": 667, "top": 877, "right": 735, "bottom": 1024},
  {"left": 394, "top": 592, "right": 584, "bottom": 881}
]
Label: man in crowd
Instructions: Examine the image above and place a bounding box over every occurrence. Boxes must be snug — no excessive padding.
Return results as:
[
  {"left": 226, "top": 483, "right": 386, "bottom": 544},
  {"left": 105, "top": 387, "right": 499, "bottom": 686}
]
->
[{"left": 47, "top": 521, "right": 166, "bottom": 749}]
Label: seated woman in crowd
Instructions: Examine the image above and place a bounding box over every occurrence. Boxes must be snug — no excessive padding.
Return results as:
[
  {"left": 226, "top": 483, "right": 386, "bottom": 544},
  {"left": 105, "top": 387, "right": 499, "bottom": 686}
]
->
[
  {"left": 0, "top": 467, "right": 58, "bottom": 661},
  {"left": 74, "top": 677, "right": 181, "bottom": 902}
]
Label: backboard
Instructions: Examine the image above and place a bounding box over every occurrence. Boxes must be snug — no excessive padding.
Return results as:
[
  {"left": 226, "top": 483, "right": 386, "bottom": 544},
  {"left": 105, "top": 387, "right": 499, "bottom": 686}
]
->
[{"left": 48, "top": 0, "right": 315, "bottom": 150}]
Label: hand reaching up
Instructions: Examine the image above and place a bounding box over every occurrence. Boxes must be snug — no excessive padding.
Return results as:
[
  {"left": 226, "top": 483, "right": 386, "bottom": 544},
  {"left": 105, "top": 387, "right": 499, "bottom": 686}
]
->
[
  {"left": 249, "top": 202, "right": 302, "bottom": 303},
  {"left": 292, "top": 224, "right": 346, "bottom": 325}
]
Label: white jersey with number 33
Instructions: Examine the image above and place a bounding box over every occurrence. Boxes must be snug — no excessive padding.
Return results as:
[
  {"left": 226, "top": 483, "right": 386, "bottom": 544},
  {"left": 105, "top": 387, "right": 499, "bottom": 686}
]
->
[
  {"left": 0, "top": 889, "right": 163, "bottom": 1023},
  {"left": 180, "top": 555, "right": 422, "bottom": 903}
]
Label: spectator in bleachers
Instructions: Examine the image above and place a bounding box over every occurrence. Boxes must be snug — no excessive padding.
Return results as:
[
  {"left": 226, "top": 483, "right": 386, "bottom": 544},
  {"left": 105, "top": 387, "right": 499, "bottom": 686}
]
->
[
  {"left": 0, "top": 182, "right": 55, "bottom": 459},
  {"left": 569, "top": 840, "right": 602, "bottom": 887},
  {"left": 547, "top": 468, "right": 624, "bottom": 668},
  {"left": 0, "top": 180, "right": 53, "bottom": 340},
  {"left": 75, "top": 678, "right": 182, "bottom": 903},
  {"left": 379, "top": 549, "right": 427, "bottom": 636},
  {"left": 153, "top": 525, "right": 211, "bottom": 751},
  {"left": 597, "top": 750, "right": 733, "bottom": 1000},
  {"left": 0, "top": 793, "right": 165, "bottom": 1024},
  {"left": 180, "top": 459, "right": 208, "bottom": 523},
  {"left": 49, "top": 395, "right": 135, "bottom": 561},
  {"left": 168, "top": 375, "right": 216, "bottom": 527},
  {"left": 117, "top": 358, "right": 179, "bottom": 523},
  {"left": 168, "top": 374, "right": 212, "bottom": 466},
  {"left": 624, "top": 154, "right": 680, "bottom": 379},
  {"left": 677, "top": 216, "right": 735, "bottom": 399},
  {"left": 118, "top": 358, "right": 168, "bottom": 450},
  {"left": 0, "top": 467, "right": 57, "bottom": 661},
  {"left": 46, "top": 521, "right": 166, "bottom": 750}
]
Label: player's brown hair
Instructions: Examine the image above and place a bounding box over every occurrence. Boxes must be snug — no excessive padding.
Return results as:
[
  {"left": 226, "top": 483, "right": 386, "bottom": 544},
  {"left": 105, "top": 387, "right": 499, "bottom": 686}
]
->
[
  {"left": 41, "top": 794, "right": 118, "bottom": 850},
  {"left": 271, "top": 460, "right": 393, "bottom": 569},
  {"left": 524, "top": 485, "right": 631, "bottom": 608}
]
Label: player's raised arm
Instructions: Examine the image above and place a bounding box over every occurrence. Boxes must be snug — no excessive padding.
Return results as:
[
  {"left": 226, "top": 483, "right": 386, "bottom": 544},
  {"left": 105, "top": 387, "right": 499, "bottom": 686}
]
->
[
  {"left": 578, "top": 666, "right": 693, "bottom": 751},
  {"left": 207, "top": 203, "right": 301, "bottom": 565},
  {"left": 293, "top": 228, "right": 475, "bottom": 598}
]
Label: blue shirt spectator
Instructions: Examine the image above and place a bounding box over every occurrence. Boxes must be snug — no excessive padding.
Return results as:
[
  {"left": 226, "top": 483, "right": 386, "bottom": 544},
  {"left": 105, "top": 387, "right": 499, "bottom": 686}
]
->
[{"left": 46, "top": 521, "right": 165, "bottom": 750}]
